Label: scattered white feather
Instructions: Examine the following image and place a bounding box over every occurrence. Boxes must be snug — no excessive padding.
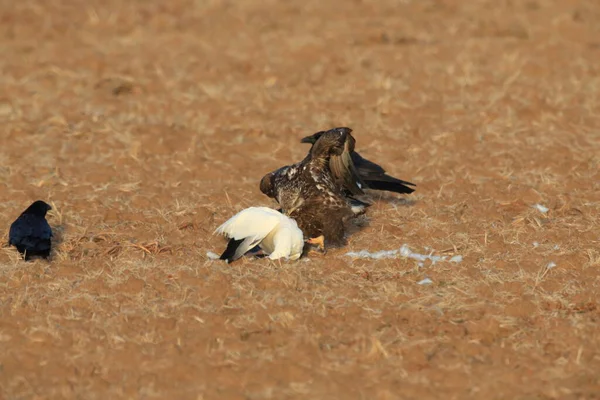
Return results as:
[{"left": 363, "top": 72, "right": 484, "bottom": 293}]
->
[
  {"left": 546, "top": 261, "right": 557, "bottom": 269},
  {"left": 206, "top": 251, "right": 220, "bottom": 260},
  {"left": 417, "top": 278, "right": 433, "bottom": 285},
  {"left": 214, "top": 207, "right": 304, "bottom": 261},
  {"left": 345, "top": 249, "right": 399, "bottom": 259},
  {"left": 532, "top": 242, "right": 562, "bottom": 251},
  {"left": 346, "top": 244, "right": 463, "bottom": 265},
  {"left": 533, "top": 204, "right": 549, "bottom": 213},
  {"left": 400, "top": 244, "right": 444, "bottom": 264},
  {"left": 350, "top": 204, "right": 366, "bottom": 215}
]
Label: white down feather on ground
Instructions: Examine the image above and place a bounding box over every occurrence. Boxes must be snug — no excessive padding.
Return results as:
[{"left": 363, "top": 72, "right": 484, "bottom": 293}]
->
[{"left": 214, "top": 207, "right": 304, "bottom": 262}]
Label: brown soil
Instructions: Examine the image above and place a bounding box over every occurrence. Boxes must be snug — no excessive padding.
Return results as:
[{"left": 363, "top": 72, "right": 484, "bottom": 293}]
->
[{"left": 1, "top": 0, "right": 599, "bottom": 399}]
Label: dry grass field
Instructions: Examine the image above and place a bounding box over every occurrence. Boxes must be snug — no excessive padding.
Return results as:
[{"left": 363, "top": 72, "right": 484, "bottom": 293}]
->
[{"left": 1, "top": 0, "right": 600, "bottom": 398}]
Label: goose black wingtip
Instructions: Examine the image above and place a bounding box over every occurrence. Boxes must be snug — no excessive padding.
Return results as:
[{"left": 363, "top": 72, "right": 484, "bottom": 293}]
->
[{"left": 219, "top": 238, "right": 245, "bottom": 263}]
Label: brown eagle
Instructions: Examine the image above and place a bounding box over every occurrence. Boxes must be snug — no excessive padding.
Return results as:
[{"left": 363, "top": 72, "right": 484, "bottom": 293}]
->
[
  {"left": 259, "top": 128, "right": 368, "bottom": 251},
  {"left": 300, "top": 127, "right": 416, "bottom": 196}
]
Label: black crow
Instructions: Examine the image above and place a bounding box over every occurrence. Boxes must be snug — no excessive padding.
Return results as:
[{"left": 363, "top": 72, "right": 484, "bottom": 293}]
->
[{"left": 8, "top": 200, "right": 53, "bottom": 261}]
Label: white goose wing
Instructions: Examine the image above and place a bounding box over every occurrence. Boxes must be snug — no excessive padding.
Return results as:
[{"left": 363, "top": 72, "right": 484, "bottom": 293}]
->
[
  {"left": 214, "top": 207, "right": 283, "bottom": 238},
  {"left": 214, "top": 207, "right": 287, "bottom": 262}
]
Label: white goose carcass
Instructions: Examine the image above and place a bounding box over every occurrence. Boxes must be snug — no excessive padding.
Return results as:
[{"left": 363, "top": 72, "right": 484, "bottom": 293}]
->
[{"left": 214, "top": 207, "right": 304, "bottom": 263}]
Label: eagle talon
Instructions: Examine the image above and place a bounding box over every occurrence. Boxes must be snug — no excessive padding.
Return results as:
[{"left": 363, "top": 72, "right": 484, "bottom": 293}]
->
[{"left": 306, "top": 235, "right": 326, "bottom": 253}]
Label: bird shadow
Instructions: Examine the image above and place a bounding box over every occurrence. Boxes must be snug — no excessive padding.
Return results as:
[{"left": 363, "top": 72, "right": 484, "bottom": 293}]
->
[
  {"left": 372, "top": 195, "right": 418, "bottom": 207},
  {"left": 49, "top": 223, "right": 67, "bottom": 261},
  {"left": 346, "top": 213, "right": 371, "bottom": 237}
]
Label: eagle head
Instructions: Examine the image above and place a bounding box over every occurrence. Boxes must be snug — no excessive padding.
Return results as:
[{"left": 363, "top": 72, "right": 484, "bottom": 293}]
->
[
  {"left": 259, "top": 172, "right": 276, "bottom": 198},
  {"left": 301, "top": 127, "right": 353, "bottom": 145}
]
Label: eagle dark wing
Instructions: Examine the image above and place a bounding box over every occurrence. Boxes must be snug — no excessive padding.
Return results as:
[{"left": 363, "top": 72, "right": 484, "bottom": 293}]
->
[
  {"left": 328, "top": 129, "right": 367, "bottom": 196},
  {"left": 350, "top": 152, "right": 416, "bottom": 194},
  {"left": 305, "top": 127, "right": 366, "bottom": 196},
  {"left": 301, "top": 127, "right": 416, "bottom": 195}
]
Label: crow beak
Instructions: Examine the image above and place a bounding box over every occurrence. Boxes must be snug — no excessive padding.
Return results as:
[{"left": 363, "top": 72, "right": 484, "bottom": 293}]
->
[{"left": 300, "top": 136, "right": 314, "bottom": 144}]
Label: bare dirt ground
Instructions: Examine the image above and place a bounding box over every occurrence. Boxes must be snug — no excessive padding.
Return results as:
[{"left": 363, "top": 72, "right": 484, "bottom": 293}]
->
[{"left": 1, "top": 0, "right": 599, "bottom": 398}]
